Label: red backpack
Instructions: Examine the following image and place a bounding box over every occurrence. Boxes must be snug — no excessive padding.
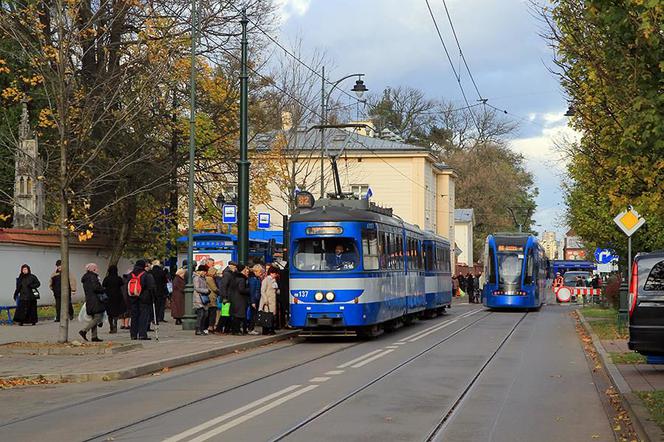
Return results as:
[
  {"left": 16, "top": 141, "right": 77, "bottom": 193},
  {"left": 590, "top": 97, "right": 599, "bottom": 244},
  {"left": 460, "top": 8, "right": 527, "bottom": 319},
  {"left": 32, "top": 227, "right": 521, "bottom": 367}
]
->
[{"left": 128, "top": 271, "right": 145, "bottom": 297}]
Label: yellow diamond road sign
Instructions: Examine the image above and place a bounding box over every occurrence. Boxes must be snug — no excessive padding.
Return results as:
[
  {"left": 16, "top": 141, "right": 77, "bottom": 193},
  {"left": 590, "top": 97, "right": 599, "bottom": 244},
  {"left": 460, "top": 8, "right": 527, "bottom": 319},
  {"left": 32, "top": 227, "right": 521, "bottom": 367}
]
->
[{"left": 614, "top": 208, "right": 645, "bottom": 237}]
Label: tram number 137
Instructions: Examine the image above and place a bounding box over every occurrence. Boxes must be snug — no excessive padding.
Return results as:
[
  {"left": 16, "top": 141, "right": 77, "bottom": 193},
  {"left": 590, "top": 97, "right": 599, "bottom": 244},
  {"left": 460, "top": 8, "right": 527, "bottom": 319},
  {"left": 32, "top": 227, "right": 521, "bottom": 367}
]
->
[{"left": 292, "top": 291, "right": 310, "bottom": 298}]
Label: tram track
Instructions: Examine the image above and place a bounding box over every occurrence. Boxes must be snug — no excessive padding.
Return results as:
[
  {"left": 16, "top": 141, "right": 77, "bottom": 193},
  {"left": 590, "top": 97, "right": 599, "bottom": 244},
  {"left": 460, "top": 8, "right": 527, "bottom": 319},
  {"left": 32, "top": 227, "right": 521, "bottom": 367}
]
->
[
  {"left": 424, "top": 311, "right": 530, "bottom": 442},
  {"left": 79, "top": 308, "right": 480, "bottom": 442},
  {"left": 269, "top": 309, "right": 495, "bottom": 442}
]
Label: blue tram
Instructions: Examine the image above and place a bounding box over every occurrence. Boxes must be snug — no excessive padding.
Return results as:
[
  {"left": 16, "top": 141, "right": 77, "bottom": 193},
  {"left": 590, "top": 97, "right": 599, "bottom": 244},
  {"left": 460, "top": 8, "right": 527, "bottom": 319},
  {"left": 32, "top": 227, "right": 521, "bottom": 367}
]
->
[
  {"left": 482, "top": 233, "right": 547, "bottom": 309},
  {"left": 288, "top": 195, "right": 452, "bottom": 335}
]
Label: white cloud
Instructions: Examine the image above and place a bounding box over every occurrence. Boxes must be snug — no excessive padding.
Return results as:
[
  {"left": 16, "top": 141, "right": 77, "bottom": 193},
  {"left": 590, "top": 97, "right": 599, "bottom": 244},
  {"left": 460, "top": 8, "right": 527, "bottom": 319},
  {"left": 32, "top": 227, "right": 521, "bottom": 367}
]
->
[{"left": 276, "top": 0, "right": 311, "bottom": 22}]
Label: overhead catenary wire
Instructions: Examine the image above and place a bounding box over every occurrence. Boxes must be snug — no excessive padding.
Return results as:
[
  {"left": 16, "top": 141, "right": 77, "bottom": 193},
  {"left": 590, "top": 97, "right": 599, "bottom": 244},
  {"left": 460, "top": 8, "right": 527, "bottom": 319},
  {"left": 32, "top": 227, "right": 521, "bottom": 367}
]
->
[
  {"left": 423, "top": 0, "right": 481, "bottom": 134},
  {"left": 227, "top": 2, "right": 364, "bottom": 106},
  {"left": 440, "top": 0, "right": 483, "bottom": 102}
]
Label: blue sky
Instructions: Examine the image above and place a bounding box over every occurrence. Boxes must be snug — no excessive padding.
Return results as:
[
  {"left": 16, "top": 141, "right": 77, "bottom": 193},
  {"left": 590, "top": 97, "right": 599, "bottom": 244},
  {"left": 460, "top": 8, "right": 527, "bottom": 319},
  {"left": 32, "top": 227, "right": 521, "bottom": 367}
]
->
[{"left": 275, "top": 0, "right": 576, "bottom": 239}]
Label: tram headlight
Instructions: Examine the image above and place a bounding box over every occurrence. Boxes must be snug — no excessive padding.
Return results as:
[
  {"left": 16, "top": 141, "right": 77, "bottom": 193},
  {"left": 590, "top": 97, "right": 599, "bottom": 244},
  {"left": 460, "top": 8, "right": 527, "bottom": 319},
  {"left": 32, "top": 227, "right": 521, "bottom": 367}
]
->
[
  {"left": 314, "top": 292, "right": 324, "bottom": 302},
  {"left": 325, "top": 291, "right": 335, "bottom": 302}
]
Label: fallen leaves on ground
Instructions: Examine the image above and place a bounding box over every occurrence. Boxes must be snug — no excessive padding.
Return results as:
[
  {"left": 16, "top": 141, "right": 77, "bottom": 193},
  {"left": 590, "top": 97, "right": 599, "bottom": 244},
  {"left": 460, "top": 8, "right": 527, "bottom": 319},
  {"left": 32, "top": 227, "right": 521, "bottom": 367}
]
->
[{"left": 0, "top": 376, "right": 62, "bottom": 389}]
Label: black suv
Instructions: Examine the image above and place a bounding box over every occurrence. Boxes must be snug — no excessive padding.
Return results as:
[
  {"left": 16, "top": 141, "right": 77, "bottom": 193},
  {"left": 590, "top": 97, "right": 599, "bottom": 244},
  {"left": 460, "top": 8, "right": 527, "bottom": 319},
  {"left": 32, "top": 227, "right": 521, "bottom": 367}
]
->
[{"left": 628, "top": 250, "right": 664, "bottom": 356}]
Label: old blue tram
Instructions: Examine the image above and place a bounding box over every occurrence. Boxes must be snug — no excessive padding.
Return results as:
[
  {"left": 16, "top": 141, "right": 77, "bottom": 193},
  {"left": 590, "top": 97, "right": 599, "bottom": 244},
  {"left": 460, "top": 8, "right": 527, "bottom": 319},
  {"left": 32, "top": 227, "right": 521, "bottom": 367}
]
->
[
  {"left": 482, "top": 233, "right": 548, "bottom": 309},
  {"left": 288, "top": 193, "right": 452, "bottom": 335}
]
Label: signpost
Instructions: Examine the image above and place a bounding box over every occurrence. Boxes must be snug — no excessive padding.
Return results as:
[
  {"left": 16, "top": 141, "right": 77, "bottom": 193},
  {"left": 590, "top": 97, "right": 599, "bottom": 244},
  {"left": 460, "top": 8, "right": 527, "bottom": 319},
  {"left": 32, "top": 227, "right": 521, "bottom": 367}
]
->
[
  {"left": 594, "top": 248, "right": 615, "bottom": 265},
  {"left": 222, "top": 204, "right": 237, "bottom": 224},
  {"left": 257, "top": 212, "right": 270, "bottom": 230},
  {"left": 614, "top": 206, "right": 645, "bottom": 327}
]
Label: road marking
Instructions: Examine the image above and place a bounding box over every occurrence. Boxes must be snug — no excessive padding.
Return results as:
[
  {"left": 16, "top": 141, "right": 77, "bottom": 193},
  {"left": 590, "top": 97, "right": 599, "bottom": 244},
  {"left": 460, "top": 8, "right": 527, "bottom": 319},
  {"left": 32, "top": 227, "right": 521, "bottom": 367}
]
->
[
  {"left": 408, "top": 320, "right": 458, "bottom": 342},
  {"left": 385, "top": 345, "right": 399, "bottom": 349},
  {"left": 398, "top": 319, "right": 454, "bottom": 342},
  {"left": 399, "top": 310, "right": 478, "bottom": 343},
  {"left": 162, "top": 385, "right": 301, "bottom": 442},
  {"left": 392, "top": 342, "right": 406, "bottom": 345},
  {"left": 325, "top": 370, "right": 345, "bottom": 375},
  {"left": 337, "top": 349, "right": 386, "bottom": 368},
  {"left": 351, "top": 349, "right": 395, "bottom": 368},
  {"left": 188, "top": 385, "right": 319, "bottom": 442},
  {"left": 309, "top": 377, "right": 331, "bottom": 383}
]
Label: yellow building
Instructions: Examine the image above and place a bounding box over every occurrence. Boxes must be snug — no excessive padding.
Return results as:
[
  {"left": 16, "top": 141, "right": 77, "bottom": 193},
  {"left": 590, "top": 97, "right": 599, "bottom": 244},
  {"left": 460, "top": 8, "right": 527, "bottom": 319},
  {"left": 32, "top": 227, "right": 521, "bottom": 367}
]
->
[
  {"left": 540, "top": 231, "right": 558, "bottom": 260},
  {"left": 253, "top": 126, "right": 457, "bottom": 250}
]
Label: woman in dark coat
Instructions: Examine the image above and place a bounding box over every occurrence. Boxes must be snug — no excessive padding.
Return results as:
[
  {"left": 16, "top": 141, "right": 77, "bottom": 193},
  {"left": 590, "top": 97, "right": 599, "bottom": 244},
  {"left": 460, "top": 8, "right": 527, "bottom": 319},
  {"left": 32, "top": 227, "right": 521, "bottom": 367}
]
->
[
  {"left": 79, "top": 263, "right": 107, "bottom": 342},
  {"left": 13, "top": 264, "right": 40, "bottom": 325},
  {"left": 171, "top": 268, "right": 186, "bottom": 325},
  {"left": 229, "top": 265, "right": 250, "bottom": 335},
  {"left": 103, "top": 265, "right": 125, "bottom": 333}
]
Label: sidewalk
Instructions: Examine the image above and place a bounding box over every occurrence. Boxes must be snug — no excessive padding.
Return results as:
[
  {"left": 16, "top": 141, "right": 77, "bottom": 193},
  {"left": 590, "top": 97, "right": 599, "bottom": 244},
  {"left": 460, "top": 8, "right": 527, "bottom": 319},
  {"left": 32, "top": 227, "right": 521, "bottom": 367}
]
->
[
  {"left": 0, "top": 314, "right": 299, "bottom": 384},
  {"left": 578, "top": 311, "right": 664, "bottom": 442}
]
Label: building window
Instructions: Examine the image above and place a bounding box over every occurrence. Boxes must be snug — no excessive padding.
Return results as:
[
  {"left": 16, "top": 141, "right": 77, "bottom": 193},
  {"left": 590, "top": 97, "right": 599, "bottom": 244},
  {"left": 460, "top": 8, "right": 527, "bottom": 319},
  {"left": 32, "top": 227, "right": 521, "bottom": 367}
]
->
[{"left": 350, "top": 184, "right": 369, "bottom": 199}]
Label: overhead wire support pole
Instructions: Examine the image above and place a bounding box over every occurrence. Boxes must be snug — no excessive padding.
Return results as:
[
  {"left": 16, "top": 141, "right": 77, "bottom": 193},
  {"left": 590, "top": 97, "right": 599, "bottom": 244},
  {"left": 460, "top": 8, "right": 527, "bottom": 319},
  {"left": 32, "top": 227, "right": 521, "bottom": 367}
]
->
[
  {"left": 238, "top": 9, "right": 250, "bottom": 265},
  {"left": 182, "top": 0, "right": 198, "bottom": 330},
  {"left": 320, "top": 65, "right": 325, "bottom": 198}
]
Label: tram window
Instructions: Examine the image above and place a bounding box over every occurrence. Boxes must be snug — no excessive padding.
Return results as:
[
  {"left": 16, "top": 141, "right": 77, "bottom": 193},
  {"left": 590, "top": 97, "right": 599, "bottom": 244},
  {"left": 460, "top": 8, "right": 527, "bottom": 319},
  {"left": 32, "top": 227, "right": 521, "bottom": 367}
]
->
[
  {"left": 293, "top": 238, "right": 359, "bottom": 271},
  {"left": 362, "top": 229, "right": 380, "bottom": 271},
  {"left": 397, "top": 235, "right": 404, "bottom": 270},
  {"left": 487, "top": 245, "right": 497, "bottom": 284},
  {"left": 524, "top": 249, "right": 536, "bottom": 285},
  {"left": 379, "top": 231, "right": 388, "bottom": 270},
  {"left": 498, "top": 252, "right": 524, "bottom": 285},
  {"left": 425, "top": 243, "right": 434, "bottom": 271}
]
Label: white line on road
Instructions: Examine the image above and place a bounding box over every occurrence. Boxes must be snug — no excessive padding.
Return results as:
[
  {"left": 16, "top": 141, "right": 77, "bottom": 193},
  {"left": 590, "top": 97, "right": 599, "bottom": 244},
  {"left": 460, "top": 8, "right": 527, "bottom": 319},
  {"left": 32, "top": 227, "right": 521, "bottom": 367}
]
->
[
  {"left": 309, "top": 377, "right": 331, "bottom": 383},
  {"left": 162, "top": 385, "right": 301, "bottom": 442},
  {"left": 324, "top": 370, "right": 345, "bottom": 375},
  {"left": 385, "top": 345, "right": 399, "bottom": 349},
  {"left": 351, "top": 349, "right": 395, "bottom": 368},
  {"left": 392, "top": 342, "right": 406, "bottom": 345},
  {"left": 408, "top": 320, "right": 458, "bottom": 342},
  {"left": 337, "top": 349, "right": 386, "bottom": 368},
  {"left": 399, "top": 309, "right": 479, "bottom": 342},
  {"left": 188, "top": 385, "right": 319, "bottom": 442}
]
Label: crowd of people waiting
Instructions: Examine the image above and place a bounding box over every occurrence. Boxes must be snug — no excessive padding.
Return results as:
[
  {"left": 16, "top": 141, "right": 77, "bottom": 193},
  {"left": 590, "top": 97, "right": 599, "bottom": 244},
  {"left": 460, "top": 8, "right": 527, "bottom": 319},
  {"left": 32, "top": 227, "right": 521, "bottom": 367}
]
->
[
  {"left": 452, "top": 271, "right": 483, "bottom": 304},
  {"left": 11, "top": 257, "right": 290, "bottom": 341}
]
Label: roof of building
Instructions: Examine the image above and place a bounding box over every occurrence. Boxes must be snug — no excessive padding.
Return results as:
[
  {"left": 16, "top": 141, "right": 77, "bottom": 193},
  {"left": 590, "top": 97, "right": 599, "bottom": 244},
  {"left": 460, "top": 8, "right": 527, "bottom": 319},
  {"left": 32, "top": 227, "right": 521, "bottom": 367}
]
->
[
  {"left": 253, "top": 127, "right": 440, "bottom": 155},
  {"left": 454, "top": 208, "right": 475, "bottom": 223}
]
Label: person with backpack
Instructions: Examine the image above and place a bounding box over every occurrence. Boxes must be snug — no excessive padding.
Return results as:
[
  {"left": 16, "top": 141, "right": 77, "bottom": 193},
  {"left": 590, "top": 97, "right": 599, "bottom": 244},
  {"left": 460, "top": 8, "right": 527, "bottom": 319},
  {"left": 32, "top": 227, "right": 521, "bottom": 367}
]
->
[
  {"left": 193, "top": 265, "right": 210, "bottom": 335},
  {"left": 127, "top": 260, "right": 155, "bottom": 340}
]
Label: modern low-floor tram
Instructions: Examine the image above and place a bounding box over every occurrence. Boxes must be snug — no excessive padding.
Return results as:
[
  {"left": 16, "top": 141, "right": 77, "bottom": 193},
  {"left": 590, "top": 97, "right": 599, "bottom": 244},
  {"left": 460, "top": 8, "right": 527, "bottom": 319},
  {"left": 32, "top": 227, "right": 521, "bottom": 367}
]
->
[{"left": 482, "top": 233, "right": 548, "bottom": 309}]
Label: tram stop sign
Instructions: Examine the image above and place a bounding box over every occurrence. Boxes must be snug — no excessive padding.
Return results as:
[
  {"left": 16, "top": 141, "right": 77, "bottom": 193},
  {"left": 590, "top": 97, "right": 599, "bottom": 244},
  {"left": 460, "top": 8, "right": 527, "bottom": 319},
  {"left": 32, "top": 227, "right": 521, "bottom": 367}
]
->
[
  {"left": 257, "top": 212, "right": 270, "bottom": 229},
  {"left": 613, "top": 207, "right": 645, "bottom": 237},
  {"left": 222, "top": 204, "right": 237, "bottom": 224}
]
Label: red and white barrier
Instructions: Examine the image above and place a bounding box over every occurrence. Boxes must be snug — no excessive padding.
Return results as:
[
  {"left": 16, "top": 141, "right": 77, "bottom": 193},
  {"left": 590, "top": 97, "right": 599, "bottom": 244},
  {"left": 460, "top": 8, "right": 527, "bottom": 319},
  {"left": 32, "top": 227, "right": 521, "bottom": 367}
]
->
[{"left": 554, "top": 286, "right": 602, "bottom": 303}]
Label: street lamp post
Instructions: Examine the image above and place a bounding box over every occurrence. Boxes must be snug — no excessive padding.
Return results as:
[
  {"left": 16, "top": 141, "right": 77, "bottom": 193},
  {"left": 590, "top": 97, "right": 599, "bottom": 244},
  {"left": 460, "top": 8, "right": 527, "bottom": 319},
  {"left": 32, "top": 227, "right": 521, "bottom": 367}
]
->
[
  {"left": 182, "top": 0, "right": 198, "bottom": 330},
  {"left": 237, "top": 10, "right": 250, "bottom": 264},
  {"left": 319, "top": 68, "right": 367, "bottom": 198}
]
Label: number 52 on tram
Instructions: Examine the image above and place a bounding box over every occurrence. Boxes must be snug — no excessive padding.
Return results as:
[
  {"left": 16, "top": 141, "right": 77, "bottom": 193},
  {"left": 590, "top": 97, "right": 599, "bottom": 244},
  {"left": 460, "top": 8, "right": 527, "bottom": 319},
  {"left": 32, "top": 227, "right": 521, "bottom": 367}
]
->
[{"left": 482, "top": 233, "right": 548, "bottom": 309}]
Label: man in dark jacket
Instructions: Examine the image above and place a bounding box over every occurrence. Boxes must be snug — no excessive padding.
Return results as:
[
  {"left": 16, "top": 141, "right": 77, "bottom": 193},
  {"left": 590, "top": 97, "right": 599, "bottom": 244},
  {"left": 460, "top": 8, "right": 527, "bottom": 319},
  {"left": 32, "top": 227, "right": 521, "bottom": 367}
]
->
[
  {"left": 229, "top": 264, "right": 250, "bottom": 335},
  {"left": 128, "top": 260, "right": 156, "bottom": 340},
  {"left": 79, "top": 263, "right": 106, "bottom": 342},
  {"left": 50, "top": 259, "right": 76, "bottom": 322},
  {"left": 217, "top": 261, "right": 237, "bottom": 301},
  {"left": 150, "top": 260, "right": 169, "bottom": 323}
]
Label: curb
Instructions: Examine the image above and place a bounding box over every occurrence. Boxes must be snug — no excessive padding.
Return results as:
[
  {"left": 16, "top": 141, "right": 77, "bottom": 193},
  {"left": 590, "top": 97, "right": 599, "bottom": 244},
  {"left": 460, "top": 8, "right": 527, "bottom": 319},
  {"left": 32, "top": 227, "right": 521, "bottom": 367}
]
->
[
  {"left": 577, "top": 310, "right": 664, "bottom": 442},
  {"left": 1, "top": 330, "right": 300, "bottom": 384}
]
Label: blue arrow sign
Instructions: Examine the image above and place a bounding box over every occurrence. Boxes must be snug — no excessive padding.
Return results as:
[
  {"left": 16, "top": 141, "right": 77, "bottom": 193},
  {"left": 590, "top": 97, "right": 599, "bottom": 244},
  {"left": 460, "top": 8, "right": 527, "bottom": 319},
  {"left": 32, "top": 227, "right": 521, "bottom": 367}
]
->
[
  {"left": 222, "top": 204, "right": 237, "bottom": 224},
  {"left": 594, "top": 248, "right": 615, "bottom": 264}
]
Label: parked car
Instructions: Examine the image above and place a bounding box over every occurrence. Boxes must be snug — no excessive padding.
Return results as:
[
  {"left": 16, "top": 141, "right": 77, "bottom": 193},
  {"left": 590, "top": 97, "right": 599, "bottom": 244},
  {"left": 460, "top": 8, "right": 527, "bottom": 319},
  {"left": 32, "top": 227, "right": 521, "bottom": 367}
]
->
[{"left": 628, "top": 250, "right": 664, "bottom": 356}]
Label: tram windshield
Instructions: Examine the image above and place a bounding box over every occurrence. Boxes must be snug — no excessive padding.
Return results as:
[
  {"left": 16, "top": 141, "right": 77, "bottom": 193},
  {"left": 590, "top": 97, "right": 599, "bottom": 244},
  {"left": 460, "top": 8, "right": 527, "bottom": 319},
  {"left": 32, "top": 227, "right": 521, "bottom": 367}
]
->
[
  {"left": 293, "top": 238, "right": 359, "bottom": 271},
  {"left": 497, "top": 252, "right": 524, "bottom": 286}
]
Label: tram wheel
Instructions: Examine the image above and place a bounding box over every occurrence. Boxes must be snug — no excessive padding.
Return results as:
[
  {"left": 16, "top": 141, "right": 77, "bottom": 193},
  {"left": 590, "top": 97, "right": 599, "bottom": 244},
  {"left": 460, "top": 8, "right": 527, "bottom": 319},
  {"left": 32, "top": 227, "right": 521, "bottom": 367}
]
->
[{"left": 357, "top": 325, "right": 383, "bottom": 339}]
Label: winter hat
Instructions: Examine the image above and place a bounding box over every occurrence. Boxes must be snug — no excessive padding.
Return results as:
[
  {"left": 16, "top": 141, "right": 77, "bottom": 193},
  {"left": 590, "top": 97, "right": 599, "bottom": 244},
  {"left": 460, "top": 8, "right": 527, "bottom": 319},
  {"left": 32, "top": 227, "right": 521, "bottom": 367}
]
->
[{"left": 135, "top": 259, "right": 147, "bottom": 269}]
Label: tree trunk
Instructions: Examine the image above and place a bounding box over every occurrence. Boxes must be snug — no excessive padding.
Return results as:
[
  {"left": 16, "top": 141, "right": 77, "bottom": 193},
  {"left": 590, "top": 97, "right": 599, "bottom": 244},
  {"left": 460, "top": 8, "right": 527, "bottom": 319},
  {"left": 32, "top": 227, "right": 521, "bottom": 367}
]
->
[
  {"left": 58, "top": 164, "right": 70, "bottom": 343},
  {"left": 108, "top": 196, "right": 136, "bottom": 266}
]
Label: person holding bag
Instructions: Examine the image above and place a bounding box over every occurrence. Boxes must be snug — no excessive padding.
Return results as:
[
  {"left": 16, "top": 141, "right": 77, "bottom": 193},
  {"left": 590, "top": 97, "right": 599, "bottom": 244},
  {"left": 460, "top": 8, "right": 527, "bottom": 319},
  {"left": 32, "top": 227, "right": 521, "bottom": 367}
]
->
[
  {"left": 258, "top": 267, "right": 279, "bottom": 335},
  {"left": 79, "top": 263, "right": 107, "bottom": 342},
  {"left": 193, "top": 265, "right": 210, "bottom": 336},
  {"left": 13, "top": 264, "right": 40, "bottom": 326}
]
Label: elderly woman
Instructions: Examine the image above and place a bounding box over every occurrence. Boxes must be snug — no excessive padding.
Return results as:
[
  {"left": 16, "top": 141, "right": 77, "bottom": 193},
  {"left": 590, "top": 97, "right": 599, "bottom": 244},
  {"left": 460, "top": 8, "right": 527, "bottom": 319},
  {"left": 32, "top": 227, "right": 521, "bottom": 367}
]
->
[
  {"left": 171, "top": 267, "right": 187, "bottom": 325},
  {"left": 79, "top": 263, "right": 107, "bottom": 342},
  {"left": 13, "top": 264, "right": 40, "bottom": 326},
  {"left": 193, "top": 265, "right": 210, "bottom": 336},
  {"left": 259, "top": 267, "right": 280, "bottom": 335}
]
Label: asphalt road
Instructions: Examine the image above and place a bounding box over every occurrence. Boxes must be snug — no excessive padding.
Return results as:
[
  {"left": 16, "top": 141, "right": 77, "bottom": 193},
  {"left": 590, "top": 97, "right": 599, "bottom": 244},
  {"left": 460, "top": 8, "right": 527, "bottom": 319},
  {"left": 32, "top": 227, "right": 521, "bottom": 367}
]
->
[{"left": 0, "top": 303, "right": 614, "bottom": 442}]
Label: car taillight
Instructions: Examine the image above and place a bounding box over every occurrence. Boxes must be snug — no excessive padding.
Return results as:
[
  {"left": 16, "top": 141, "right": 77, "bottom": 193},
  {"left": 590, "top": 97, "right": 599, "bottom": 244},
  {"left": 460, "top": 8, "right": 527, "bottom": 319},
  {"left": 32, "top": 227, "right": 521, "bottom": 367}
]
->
[{"left": 628, "top": 261, "right": 638, "bottom": 317}]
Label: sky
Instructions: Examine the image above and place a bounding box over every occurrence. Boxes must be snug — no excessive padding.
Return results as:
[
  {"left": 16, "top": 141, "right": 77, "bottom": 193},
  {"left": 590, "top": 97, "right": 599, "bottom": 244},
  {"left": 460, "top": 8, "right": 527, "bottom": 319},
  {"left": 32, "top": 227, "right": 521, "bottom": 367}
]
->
[{"left": 274, "top": 0, "right": 578, "bottom": 240}]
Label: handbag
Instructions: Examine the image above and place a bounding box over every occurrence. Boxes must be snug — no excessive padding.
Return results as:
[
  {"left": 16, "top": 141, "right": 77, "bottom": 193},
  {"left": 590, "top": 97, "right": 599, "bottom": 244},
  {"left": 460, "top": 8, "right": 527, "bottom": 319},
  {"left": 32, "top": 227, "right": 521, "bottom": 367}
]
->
[
  {"left": 97, "top": 292, "right": 109, "bottom": 303},
  {"left": 199, "top": 294, "right": 210, "bottom": 305},
  {"left": 32, "top": 288, "right": 40, "bottom": 300},
  {"left": 256, "top": 305, "right": 274, "bottom": 329}
]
